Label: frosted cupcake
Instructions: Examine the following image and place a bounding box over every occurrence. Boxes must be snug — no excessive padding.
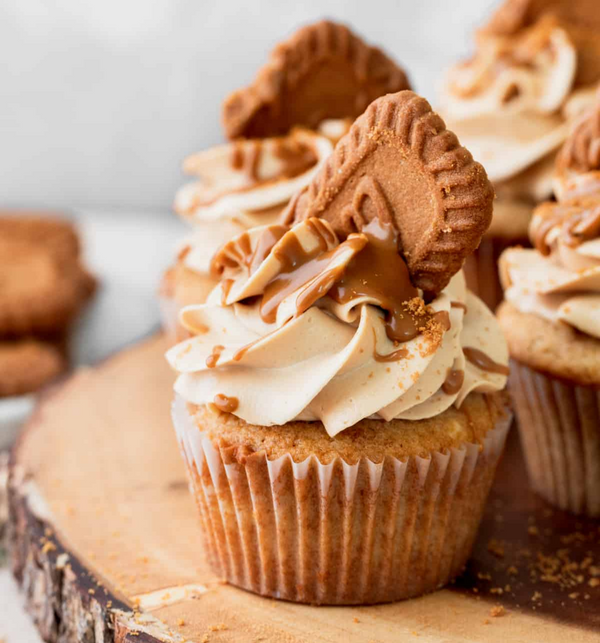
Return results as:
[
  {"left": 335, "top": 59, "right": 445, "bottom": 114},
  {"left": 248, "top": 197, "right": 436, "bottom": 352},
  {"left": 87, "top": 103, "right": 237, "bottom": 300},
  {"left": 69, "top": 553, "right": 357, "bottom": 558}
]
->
[
  {"left": 440, "top": 0, "right": 600, "bottom": 309},
  {"left": 159, "top": 20, "right": 410, "bottom": 341},
  {"left": 499, "top": 101, "right": 600, "bottom": 516},
  {"left": 167, "top": 91, "right": 511, "bottom": 605}
]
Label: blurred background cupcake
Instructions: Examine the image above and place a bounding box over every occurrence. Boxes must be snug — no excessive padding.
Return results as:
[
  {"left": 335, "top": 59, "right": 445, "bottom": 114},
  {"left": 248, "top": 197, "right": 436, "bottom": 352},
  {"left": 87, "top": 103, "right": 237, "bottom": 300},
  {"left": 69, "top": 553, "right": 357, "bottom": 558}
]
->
[
  {"left": 498, "top": 99, "right": 600, "bottom": 514},
  {"left": 440, "top": 0, "right": 600, "bottom": 310},
  {"left": 158, "top": 21, "right": 410, "bottom": 342}
]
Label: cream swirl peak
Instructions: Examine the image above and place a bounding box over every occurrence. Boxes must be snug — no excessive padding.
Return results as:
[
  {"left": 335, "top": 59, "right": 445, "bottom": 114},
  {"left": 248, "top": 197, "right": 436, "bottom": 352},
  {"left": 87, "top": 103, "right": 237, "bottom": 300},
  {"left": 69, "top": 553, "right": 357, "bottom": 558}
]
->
[
  {"left": 167, "top": 218, "right": 508, "bottom": 436},
  {"left": 174, "top": 128, "right": 334, "bottom": 223},
  {"left": 501, "top": 198, "right": 600, "bottom": 339}
]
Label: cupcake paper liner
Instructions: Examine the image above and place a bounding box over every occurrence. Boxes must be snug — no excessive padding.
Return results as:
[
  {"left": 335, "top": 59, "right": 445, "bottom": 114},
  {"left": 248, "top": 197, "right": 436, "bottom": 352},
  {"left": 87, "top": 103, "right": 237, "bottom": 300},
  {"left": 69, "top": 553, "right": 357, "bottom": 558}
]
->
[
  {"left": 172, "top": 395, "right": 511, "bottom": 605},
  {"left": 463, "top": 235, "right": 527, "bottom": 312},
  {"left": 510, "top": 360, "right": 600, "bottom": 517}
]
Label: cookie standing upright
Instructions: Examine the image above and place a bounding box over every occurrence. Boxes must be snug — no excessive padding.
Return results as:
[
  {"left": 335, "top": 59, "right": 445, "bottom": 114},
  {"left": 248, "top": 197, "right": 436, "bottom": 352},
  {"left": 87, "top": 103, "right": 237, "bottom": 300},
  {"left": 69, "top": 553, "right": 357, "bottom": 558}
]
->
[
  {"left": 222, "top": 20, "right": 410, "bottom": 140},
  {"left": 166, "top": 90, "right": 510, "bottom": 605},
  {"left": 160, "top": 20, "right": 411, "bottom": 342}
]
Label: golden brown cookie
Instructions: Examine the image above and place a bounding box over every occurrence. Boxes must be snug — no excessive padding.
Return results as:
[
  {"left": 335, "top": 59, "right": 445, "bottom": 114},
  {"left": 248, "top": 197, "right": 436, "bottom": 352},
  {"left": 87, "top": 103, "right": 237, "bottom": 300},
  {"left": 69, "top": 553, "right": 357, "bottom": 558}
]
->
[
  {"left": 0, "top": 339, "right": 65, "bottom": 397},
  {"left": 0, "top": 215, "right": 96, "bottom": 337},
  {"left": 283, "top": 90, "right": 494, "bottom": 295},
  {"left": 481, "top": 0, "right": 600, "bottom": 87},
  {"left": 222, "top": 20, "right": 410, "bottom": 140}
]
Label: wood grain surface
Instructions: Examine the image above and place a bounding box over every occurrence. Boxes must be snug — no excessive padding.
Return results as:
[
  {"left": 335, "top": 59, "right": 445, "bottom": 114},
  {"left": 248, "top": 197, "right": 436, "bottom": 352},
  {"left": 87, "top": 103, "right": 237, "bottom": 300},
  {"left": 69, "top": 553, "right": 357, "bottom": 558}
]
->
[{"left": 8, "top": 334, "right": 600, "bottom": 642}]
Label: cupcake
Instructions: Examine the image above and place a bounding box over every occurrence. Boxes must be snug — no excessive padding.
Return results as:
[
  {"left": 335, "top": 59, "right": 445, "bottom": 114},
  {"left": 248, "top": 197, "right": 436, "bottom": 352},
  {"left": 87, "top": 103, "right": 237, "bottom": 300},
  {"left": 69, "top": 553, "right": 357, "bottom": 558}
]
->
[
  {"left": 440, "top": 0, "right": 600, "bottom": 310},
  {"left": 159, "top": 20, "right": 410, "bottom": 341},
  {"left": 498, "top": 101, "right": 600, "bottom": 514},
  {"left": 167, "top": 91, "right": 511, "bottom": 605}
]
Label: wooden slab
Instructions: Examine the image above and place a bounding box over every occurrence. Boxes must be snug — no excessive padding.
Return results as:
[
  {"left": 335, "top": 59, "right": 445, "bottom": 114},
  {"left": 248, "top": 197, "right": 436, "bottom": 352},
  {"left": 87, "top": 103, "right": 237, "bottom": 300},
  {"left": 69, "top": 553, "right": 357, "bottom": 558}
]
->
[{"left": 8, "top": 334, "right": 600, "bottom": 642}]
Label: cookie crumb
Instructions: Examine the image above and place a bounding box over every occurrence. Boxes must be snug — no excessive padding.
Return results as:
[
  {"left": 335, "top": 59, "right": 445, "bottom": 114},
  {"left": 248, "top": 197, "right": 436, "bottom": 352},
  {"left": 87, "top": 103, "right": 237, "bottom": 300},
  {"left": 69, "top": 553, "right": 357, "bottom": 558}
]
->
[
  {"left": 490, "top": 605, "right": 505, "bottom": 617},
  {"left": 487, "top": 539, "right": 505, "bottom": 558}
]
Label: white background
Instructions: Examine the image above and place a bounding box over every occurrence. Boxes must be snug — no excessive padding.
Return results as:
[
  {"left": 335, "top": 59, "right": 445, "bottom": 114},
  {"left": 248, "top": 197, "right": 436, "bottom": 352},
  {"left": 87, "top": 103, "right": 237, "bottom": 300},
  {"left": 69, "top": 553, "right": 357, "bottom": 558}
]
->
[{"left": 1, "top": 0, "right": 497, "bottom": 213}]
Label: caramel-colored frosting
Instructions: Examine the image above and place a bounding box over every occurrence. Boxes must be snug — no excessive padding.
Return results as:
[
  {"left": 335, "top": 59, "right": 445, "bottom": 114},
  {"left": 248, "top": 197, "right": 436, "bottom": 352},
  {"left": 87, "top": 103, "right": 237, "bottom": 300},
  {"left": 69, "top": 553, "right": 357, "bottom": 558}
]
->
[
  {"left": 500, "top": 198, "right": 600, "bottom": 339},
  {"left": 167, "top": 218, "right": 508, "bottom": 436},
  {"left": 554, "top": 94, "right": 600, "bottom": 201},
  {"left": 441, "top": 14, "right": 596, "bottom": 194},
  {"left": 173, "top": 127, "right": 343, "bottom": 279}
]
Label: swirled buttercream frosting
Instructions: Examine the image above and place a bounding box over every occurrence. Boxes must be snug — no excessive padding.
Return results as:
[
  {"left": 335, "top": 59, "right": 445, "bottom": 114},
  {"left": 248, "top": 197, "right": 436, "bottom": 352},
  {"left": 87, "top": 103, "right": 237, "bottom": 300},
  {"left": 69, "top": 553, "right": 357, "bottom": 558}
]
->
[
  {"left": 167, "top": 217, "right": 509, "bottom": 436},
  {"left": 501, "top": 198, "right": 600, "bottom": 339}
]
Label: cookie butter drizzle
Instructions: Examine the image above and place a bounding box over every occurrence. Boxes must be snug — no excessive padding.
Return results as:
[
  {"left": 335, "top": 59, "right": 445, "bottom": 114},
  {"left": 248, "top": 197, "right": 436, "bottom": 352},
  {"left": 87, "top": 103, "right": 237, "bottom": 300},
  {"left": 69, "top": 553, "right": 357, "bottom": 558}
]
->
[
  {"left": 442, "top": 368, "right": 465, "bottom": 395},
  {"left": 206, "top": 345, "right": 225, "bottom": 369},
  {"left": 210, "top": 217, "right": 451, "bottom": 363},
  {"left": 213, "top": 393, "right": 239, "bottom": 413},
  {"left": 532, "top": 201, "right": 600, "bottom": 255},
  {"left": 211, "top": 225, "right": 288, "bottom": 277},
  {"left": 463, "top": 347, "right": 510, "bottom": 376},
  {"left": 230, "top": 136, "right": 319, "bottom": 184},
  {"left": 231, "top": 141, "right": 261, "bottom": 181}
]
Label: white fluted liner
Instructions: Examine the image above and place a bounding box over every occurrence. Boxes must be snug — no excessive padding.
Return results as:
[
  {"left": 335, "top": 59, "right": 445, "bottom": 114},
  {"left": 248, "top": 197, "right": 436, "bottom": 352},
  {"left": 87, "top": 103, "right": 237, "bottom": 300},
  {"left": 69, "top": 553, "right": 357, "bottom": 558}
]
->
[
  {"left": 173, "top": 395, "right": 511, "bottom": 605},
  {"left": 510, "top": 360, "right": 600, "bottom": 516}
]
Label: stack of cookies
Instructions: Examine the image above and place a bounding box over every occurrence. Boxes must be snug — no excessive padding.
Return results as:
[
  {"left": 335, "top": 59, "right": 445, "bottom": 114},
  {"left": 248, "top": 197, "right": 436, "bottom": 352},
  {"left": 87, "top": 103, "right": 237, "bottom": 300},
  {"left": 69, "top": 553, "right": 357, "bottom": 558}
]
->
[{"left": 0, "top": 214, "right": 96, "bottom": 398}]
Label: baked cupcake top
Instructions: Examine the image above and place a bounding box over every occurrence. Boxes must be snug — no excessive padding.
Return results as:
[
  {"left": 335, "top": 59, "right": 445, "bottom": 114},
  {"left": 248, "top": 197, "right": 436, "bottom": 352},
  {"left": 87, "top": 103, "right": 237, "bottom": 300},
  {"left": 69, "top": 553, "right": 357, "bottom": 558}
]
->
[
  {"left": 167, "top": 91, "right": 508, "bottom": 437},
  {"left": 440, "top": 0, "right": 598, "bottom": 203}
]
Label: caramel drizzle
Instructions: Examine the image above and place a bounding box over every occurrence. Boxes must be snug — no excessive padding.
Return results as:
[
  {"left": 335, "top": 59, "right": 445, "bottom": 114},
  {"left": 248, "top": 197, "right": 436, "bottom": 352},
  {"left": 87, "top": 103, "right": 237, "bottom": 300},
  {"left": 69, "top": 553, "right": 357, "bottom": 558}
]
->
[
  {"left": 220, "top": 279, "right": 233, "bottom": 305},
  {"left": 442, "top": 368, "right": 465, "bottom": 395},
  {"left": 259, "top": 218, "right": 350, "bottom": 324},
  {"left": 206, "top": 345, "right": 225, "bottom": 369},
  {"left": 210, "top": 226, "right": 287, "bottom": 278},
  {"left": 463, "top": 347, "right": 509, "bottom": 376},
  {"left": 373, "top": 346, "right": 409, "bottom": 363},
  {"left": 213, "top": 394, "right": 239, "bottom": 413},
  {"left": 247, "top": 226, "right": 287, "bottom": 274},
  {"left": 231, "top": 141, "right": 261, "bottom": 181},
  {"left": 565, "top": 205, "right": 600, "bottom": 247},
  {"left": 532, "top": 201, "right": 600, "bottom": 256},
  {"left": 328, "top": 218, "right": 425, "bottom": 343},
  {"left": 451, "top": 301, "right": 468, "bottom": 313},
  {"left": 217, "top": 217, "right": 449, "bottom": 346},
  {"left": 230, "top": 136, "right": 318, "bottom": 185}
]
